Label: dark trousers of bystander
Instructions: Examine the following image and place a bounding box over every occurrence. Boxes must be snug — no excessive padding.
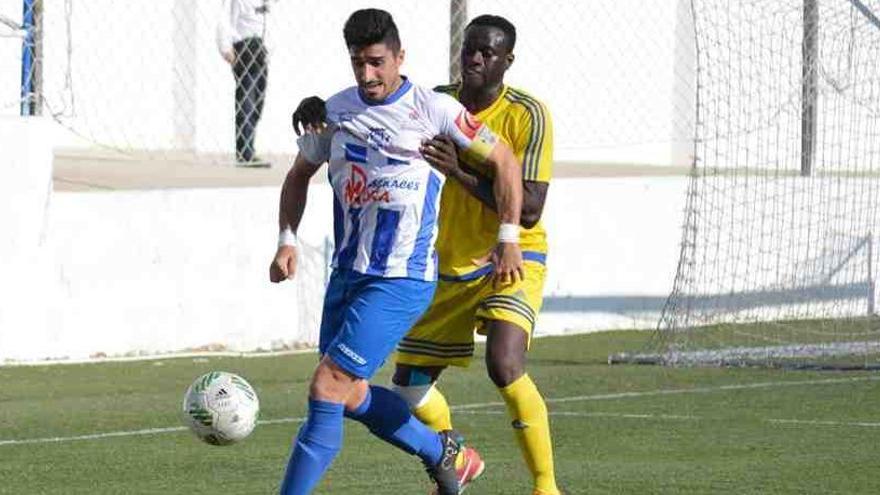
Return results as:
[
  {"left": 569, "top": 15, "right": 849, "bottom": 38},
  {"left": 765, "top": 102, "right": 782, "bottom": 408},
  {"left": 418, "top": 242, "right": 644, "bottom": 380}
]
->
[{"left": 233, "top": 37, "right": 268, "bottom": 164}]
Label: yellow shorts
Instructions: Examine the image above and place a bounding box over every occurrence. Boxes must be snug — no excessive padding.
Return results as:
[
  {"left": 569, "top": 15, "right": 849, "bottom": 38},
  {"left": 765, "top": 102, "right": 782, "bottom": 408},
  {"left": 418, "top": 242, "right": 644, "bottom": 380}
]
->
[{"left": 396, "top": 260, "right": 547, "bottom": 368}]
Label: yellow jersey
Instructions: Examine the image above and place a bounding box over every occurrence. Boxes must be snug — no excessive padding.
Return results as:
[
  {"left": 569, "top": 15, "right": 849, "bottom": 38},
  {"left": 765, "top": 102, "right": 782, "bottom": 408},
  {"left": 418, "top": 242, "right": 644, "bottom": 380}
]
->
[{"left": 433, "top": 84, "right": 554, "bottom": 280}]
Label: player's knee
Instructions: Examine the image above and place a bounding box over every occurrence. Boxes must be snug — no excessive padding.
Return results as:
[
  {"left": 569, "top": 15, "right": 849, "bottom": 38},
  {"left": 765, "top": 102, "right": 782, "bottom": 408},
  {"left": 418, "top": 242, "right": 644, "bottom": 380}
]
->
[
  {"left": 309, "top": 358, "right": 358, "bottom": 402},
  {"left": 486, "top": 352, "right": 525, "bottom": 388},
  {"left": 343, "top": 381, "right": 370, "bottom": 413},
  {"left": 485, "top": 322, "right": 529, "bottom": 387}
]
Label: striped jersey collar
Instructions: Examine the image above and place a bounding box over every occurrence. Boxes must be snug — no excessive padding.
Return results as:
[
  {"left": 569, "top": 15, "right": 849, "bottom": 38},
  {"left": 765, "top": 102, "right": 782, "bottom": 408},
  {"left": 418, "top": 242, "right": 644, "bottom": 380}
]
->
[{"left": 358, "top": 76, "right": 413, "bottom": 106}]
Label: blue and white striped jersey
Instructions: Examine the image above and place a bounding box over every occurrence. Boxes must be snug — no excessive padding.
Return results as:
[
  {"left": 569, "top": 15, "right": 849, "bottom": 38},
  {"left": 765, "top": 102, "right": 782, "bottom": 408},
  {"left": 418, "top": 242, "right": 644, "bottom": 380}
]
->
[{"left": 298, "top": 77, "right": 498, "bottom": 281}]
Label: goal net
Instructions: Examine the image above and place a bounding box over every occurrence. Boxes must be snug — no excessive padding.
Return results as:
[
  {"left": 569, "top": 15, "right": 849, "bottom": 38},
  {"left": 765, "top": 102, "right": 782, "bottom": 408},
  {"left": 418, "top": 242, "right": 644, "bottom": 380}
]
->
[{"left": 614, "top": 0, "right": 880, "bottom": 369}]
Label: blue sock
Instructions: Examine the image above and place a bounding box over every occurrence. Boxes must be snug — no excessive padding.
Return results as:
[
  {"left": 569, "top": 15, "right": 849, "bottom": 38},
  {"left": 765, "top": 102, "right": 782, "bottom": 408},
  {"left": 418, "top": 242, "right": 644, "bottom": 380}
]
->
[
  {"left": 345, "top": 385, "right": 443, "bottom": 466},
  {"left": 280, "top": 399, "right": 345, "bottom": 495}
]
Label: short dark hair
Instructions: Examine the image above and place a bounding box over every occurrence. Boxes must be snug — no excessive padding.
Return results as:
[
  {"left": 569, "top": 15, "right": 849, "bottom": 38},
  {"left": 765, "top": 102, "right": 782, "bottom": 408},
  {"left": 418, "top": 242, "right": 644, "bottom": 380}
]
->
[
  {"left": 343, "top": 9, "right": 401, "bottom": 53},
  {"left": 466, "top": 15, "right": 516, "bottom": 51}
]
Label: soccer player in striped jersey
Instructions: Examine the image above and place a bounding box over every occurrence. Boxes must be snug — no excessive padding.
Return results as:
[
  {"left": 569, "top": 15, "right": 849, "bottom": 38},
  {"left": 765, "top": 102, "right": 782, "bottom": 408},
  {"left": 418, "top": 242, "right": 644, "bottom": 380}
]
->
[
  {"left": 392, "top": 16, "right": 562, "bottom": 495},
  {"left": 290, "top": 15, "right": 559, "bottom": 494},
  {"left": 270, "top": 9, "right": 524, "bottom": 495}
]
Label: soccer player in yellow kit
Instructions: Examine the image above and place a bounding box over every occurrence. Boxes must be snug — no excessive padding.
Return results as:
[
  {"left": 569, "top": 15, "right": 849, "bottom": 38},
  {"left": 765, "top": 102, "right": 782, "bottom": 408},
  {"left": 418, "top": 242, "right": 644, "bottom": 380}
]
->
[
  {"left": 392, "top": 15, "right": 560, "bottom": 495},
  {"left": 290, "top": 14, "right": 558, "bottom": 493}
]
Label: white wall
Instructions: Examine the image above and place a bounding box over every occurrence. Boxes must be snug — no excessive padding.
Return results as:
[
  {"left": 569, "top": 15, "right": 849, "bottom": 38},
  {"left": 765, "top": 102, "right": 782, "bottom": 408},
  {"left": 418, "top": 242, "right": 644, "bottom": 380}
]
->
[
  {"left": 539, "top": 178, "right": 686, "bottom": 333},
  {"left": 12, "top": 179, "right": 689, "bottom": 362},
  {"left": 0, "top": 139, "right": 691, "bottom": 362},
  {"left": 4, "top": 120, "right": 876, "bottom": 362},
  {"left": 0, "top": 116, "right": 53, "bottom": 362},
  {"left": 36, "top": 187, "right": 330, "bottom": 361}
]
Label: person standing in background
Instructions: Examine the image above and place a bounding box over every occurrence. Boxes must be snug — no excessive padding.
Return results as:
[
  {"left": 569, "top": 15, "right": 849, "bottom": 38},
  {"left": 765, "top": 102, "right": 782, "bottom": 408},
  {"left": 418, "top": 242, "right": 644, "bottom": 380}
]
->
[{"left": 217, "top": 0, "right": 271, "bottom": 167}]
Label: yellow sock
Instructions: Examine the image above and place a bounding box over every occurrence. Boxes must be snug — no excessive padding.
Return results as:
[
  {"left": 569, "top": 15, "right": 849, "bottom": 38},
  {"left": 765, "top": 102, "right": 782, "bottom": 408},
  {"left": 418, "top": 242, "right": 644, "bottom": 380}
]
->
[
  {"left": 499, "top": 374, "right": 559, "bottom": 495},
  {"left": 412, "top": 385, "right": 453, "bottom": 432},
  {"left": 413, "top": 386, "right": 469, "bottom": 469}
]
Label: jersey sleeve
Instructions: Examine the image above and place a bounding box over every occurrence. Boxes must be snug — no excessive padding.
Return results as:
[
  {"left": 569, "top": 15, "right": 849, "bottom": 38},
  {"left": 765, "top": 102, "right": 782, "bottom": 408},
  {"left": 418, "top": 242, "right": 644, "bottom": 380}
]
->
[
  {"left": 427, "top": 92, "right": 499, "bottom": 164},
  {"left": 216, "top": 0, "right": 236, "bottom": 56},
  {"left": 513, "top": 100, "right": 554, "bottom": 182}
]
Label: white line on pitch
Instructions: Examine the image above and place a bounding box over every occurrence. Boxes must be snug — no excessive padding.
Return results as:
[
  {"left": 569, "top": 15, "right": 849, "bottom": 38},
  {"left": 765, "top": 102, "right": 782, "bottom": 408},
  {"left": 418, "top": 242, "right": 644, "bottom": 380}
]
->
[
  {"left": 767, "top": 418, "right": 880, "bottom": 428},
  {"left": 0, "top": 417, "right": 308, "bottom": 447},
  {"left": 0, "top": 426, "right": 190, "bottom": 446},
  {"left": 457, "top": 409, "right": 880, "bottom": 428},
  {"left": 257, "top": 417, "right": 306, "bottom": 426},
  {"left": 458, "top": 410, "right": 700, "bottom": 421},
  {"left": 451, "top": 374, "right": 880, "bottom": 410},
  {"left": 1, "top": 375, "right": 878, "bottom": 447}
]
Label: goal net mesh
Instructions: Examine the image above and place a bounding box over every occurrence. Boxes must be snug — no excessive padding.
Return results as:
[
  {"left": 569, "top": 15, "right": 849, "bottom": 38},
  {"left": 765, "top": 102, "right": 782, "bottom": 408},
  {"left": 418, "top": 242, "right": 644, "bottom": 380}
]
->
[{"left": 614, "top": 0, "right": 880, "bottom": 369}]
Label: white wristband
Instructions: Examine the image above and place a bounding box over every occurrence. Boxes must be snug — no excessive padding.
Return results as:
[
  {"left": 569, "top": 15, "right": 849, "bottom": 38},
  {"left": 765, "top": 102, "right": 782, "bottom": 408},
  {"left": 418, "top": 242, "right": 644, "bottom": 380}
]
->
[
  {"left": 278, "top": 227, "right": 298, "bottom": 248},
  {"left": 498, "top": 223, "right": 520, "bottom": 244}
]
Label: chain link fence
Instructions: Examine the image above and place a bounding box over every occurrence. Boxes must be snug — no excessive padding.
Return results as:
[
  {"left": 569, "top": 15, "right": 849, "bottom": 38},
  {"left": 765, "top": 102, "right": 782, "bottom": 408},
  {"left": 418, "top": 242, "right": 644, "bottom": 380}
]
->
[{"left": 1, "top": 0, "right": 695, "bottom": 167}]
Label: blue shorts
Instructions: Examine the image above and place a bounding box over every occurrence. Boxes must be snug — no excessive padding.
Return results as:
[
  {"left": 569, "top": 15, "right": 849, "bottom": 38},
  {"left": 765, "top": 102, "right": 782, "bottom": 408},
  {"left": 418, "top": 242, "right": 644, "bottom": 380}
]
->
[{"left": 319, "top": 269, "right": 436, "bottom": 379}]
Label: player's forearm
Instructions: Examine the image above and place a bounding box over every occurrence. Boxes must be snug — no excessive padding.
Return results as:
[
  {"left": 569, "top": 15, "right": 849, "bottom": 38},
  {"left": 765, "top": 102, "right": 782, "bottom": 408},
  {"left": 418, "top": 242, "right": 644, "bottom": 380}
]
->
[
  {"left": 488, "top": 144, "right": 522, "bottom": 225},
  {"left": 451, "top": 164, "right": 498, "bottom": 212},
  {"left": 278, "top": 154, "right": 318, "bottom": 234},
  {"left": 279, "top": 173, "right": 308, "bottom": 235},
  {"left": 452, "top": 166, "right": 547, "bottom": 229}
]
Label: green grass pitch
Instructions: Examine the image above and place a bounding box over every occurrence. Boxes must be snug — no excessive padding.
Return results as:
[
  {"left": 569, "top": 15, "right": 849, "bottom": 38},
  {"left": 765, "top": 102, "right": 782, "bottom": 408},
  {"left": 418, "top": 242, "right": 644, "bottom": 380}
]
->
[{"left": 2, "top": 331, "right": 879, "bottom": 494}]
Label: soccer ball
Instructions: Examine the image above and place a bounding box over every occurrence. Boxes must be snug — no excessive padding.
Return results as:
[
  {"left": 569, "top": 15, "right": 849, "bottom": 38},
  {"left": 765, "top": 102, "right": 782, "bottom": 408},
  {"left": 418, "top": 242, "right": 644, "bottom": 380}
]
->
[{"left": 182, "top": 371, "right": 260, "bottom": 446}]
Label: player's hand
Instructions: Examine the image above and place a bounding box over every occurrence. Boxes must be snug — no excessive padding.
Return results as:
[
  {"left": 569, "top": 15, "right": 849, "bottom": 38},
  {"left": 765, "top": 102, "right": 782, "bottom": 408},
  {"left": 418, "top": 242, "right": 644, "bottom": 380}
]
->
[
  {"left": 270, "top": 245, "right": 297, "bottom": 283},
  {"left": 473, "top": 242, "right": 524, "bottom": 288},
  {"left": 222, "top": 51, "right": 236, "bottom": 65},
  {"left": 292, "top": 96, "right": 326, "bottom": 136},
  {"left": 420, "top": 135, "right": 461, "bottom": 177}
]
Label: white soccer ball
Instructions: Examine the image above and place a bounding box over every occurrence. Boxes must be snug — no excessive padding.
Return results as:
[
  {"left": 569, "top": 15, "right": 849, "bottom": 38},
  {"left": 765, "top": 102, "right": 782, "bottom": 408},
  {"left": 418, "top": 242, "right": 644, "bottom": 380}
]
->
[{"left": 182, "top": 371, "right": 260, "bottom": 446}]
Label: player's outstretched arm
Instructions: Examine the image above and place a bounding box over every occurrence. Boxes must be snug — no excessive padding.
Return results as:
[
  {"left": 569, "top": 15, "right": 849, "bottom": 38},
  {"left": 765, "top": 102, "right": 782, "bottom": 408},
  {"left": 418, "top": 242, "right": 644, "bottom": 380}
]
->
[
  {"left": 420, "top": 135, "right": 548, "bottom": 228},
  {"left": 428, "top": 93, "right": 524, "bottom": 284},
  {"left": 270, "top": 152, "right": 322, "bottom": 283},
  {"left": 482, "top": 141, "right": 524, "bottom": 285}
]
